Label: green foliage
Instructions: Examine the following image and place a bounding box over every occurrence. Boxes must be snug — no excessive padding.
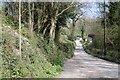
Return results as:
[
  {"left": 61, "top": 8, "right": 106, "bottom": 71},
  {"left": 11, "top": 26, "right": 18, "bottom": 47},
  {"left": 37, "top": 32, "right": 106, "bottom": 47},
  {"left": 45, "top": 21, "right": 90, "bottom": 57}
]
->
[
  {"left": 37, "top": 34, "right": 75, "bottom": 67},
  {"left": 1, "top": 2, "right": 78, "bottom": 78},
  {"left": 92, "top": 35, "right": 104, "bottom": 49},
  {"left": 21, "top": 26, "right": 31, "bottom": 39},
  {"left": 57, "top": 42, "right": 75, "bottom": 59},
  {"left": 2, "top": 27, "right": 62, "bottom": 78},
  {"left": 107, "top": 2, "right": 120, "bottom": 26},
  {"left": 82, "top": 18, "right": 119, "bottom": 64},
  {"left": 43, "top": 42, "right": 65, "bottom": 67},
  {"left": 105, "top": 51, "right": 120, "bottom": 63},
  {"left": 82, "top": 5, "right": 120, "bottom": 63},
  {"left": 2, "top": 15, "right": 18, "bottom": 29},
  {"left": 83, "top": 31, "right": 119, "bottom": 64},
  {"left": 2, "top": 26, "right": 75, "bottom": 78}
]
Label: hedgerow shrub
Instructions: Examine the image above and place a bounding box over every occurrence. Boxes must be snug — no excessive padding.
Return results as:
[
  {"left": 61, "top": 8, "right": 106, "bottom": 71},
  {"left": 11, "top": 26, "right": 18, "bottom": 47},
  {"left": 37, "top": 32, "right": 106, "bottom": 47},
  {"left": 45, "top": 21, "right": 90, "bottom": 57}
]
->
[
  {"left": 2, "top": 27, "right": 61, "bottom": 78},
  {"left": 57, "top": 42, "right": 75, "bottom": 59},
  {"left": 37, "top": 34, "right": 74, "bottom": 67}
]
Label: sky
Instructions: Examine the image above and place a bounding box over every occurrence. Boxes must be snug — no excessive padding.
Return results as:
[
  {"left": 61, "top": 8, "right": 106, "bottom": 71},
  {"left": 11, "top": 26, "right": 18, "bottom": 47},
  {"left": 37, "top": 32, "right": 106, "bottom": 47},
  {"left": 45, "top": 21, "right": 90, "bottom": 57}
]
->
[{"left": 82, "top": 2, "right": 101, "bottom": 19}]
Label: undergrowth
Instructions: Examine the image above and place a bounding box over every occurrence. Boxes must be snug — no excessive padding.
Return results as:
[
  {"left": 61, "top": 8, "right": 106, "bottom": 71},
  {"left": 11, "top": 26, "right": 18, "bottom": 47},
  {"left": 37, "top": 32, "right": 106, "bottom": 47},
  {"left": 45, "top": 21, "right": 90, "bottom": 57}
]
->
[
  {"left": 1, "top": 25, "right": 75, "bottom": 78},
  {"left": 82, "top": 37, "right": 120, "bottom": 64}
]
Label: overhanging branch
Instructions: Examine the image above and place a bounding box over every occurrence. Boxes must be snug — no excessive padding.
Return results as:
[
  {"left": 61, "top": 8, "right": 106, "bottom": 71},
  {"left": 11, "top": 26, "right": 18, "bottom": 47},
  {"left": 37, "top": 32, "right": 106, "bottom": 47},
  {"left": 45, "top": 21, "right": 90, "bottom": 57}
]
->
[{"left": 56, "top": 0, "right": 75, "bottom": 17}]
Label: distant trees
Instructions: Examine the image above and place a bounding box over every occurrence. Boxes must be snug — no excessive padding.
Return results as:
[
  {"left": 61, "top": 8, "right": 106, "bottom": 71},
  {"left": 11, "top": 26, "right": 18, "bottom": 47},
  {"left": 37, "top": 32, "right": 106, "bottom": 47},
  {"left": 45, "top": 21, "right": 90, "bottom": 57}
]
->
[
  {"left": 98, "top": 1, "right": 119, "bottom": 50},
  {"left": 83, "top": 2, "right": 120, "bottom": 63}
]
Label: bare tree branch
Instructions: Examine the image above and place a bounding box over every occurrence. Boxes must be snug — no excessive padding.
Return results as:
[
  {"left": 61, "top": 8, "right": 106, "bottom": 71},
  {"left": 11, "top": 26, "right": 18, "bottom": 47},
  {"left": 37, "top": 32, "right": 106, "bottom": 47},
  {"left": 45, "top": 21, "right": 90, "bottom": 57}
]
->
[
  {"left": 75, "top": 11, "right": 86, "bottom": 22},
  {"left": 56, "top": 0, "right": 75, "bottom": 17}
]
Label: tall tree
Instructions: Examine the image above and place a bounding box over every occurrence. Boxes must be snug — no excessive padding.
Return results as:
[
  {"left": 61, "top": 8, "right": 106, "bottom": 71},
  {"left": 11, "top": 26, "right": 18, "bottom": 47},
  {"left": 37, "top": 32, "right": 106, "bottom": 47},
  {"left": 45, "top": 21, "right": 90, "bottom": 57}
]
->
[{"left": 19, "top": 0, "right": 21, "bottom": 57}]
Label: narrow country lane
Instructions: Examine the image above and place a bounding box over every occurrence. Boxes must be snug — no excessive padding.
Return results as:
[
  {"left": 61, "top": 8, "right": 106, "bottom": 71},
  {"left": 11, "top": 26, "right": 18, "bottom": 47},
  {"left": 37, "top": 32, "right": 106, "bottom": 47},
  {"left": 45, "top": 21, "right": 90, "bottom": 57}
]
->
[{"left": 58, "top": 40, "right": 119, "bottom": 78}]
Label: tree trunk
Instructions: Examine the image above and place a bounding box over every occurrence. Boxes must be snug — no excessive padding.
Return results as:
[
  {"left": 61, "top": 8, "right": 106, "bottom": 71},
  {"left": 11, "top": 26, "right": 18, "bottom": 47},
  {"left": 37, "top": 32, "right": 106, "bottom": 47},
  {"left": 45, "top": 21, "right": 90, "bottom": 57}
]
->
[
  {"left": 28, "top": 1, "right": 34, "bottom": 35},
  {"left": 71, "top": 19, "right": 75, "bottom": 37},
  {"left": 54, "top": 24, "right": 60, "bottom": 43},
  {"left": 31, "top": 2, "right": 34, "bottom": 34},
  {"left": 19, "top": 0, "right": 21, "bottom": 57},
  {"left": 81, "top": 25, "right": 84, "bottom": 40},
  {"left": 49, "top": 18, "right": 56, "bottom": 42},
  {"left": 28, "top": 1, "right": 32, "bottom": 33}
]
